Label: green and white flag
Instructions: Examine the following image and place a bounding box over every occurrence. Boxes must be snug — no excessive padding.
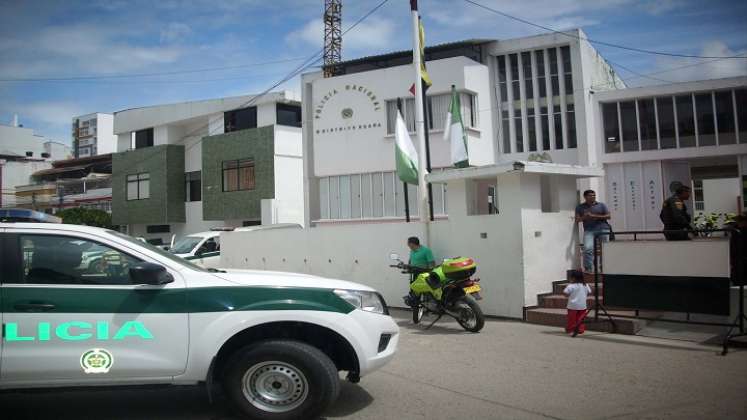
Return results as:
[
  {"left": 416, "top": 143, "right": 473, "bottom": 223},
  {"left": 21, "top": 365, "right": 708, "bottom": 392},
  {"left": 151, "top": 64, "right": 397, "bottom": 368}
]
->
[
  {"left": 395, "top": 109, "right": 420, "bottom": 185},
  {"left": 442, "top": 86, "right": 469, "bottom": 168}
]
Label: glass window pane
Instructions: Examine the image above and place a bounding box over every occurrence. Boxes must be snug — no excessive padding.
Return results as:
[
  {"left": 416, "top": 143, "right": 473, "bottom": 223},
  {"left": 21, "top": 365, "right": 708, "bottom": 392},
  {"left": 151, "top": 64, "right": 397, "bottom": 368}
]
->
[
  {"left": 502, "top": 111, "right": 510, "bottom": 154},
  {"left": 561, "top": 46, "right": 571, "bottom": 74},
  {"left": 127, "top": 180, "right": 138, "bottom": 200},
  {"left": 404, "top": 98, "right": 416, "bottom": 132},
  {"left": 339, "top": 175, "right": 351, "bottom": 219},
  {"left": 541, "top": 111, "right": 550, "bottom": 151},
  {"left": 239, "top": 165, "right": 255, "bottom": 190},
  {"left": 522, "top": 52, "right": 533, "bottom": 99},
  {"left": 715, "top": 90, "right": 736, "bottom": 145},
  {"left": 139, "top": 178, "right": 150, "bottom": 199},
  {"left": 566, "top": 109, "right": 577, "bottom": 149},
  {"left": 329, "top": 176, "right": 340, "bottom": 219},
  {"left": 676, "top": 95, "right": 696, "bottom": 147},
  {"left": 372, "top": 173, "right": 383, "bottom": 217},
  {"left": 554, "top": 112, "right": 563, "bottom": 149},
  {"left": 620, "top": 101, "right": 639, "bottom": 151},
  {"left": 361, "top": 174, "right": 372, "bottom": 218},
  {"left": 638, "top": 99, "right": 657, "bottom": 150},
  {"left": 395, "top": 181, "right": 406, "bottom": 217},
  {"left": 509, "top": 54, "right": 519, "bottom": 100},
  {"left": 408, "top": 183, "right": 419, "bottom": 217},
  {"left": 383, "top": 172, "right": 395, "bottom": 217},
  {"left": 319, "top": 177, "right": 329, "bottom": 219},
  {"left": 386, "top": 101, "right": 397, "bottom": 135},
  {"left": 432, "top": 178, "right": 444, "bottom": 215},
  {"left": 430, "top": 94, "right": 449, "bottom": 130},
  {"left": 515, "top": 117, "right": 523, "bottom": 153},
  {"left": 535, "top": 50, "right": 545, "bottom": 76},
  {"left": 351, "top": 174, "right": 361, "bottom": 219},
  {"left": 736, "top": 89, "right": 747, "bottom": 143},
  {"left": 695, "top": 93, "right": 715, "bottom": 146},
  {"left": 657, "top": 97, "right": 676, "bottom": 149},
  {"left": 223, "top": 168, "right": 237, "bottom": 192},
  {"left": 497, "top": 55, "right": 507, "bottom": 83},
  {"left": 527, "top": 115, "right": 537, "bottom": 151}
]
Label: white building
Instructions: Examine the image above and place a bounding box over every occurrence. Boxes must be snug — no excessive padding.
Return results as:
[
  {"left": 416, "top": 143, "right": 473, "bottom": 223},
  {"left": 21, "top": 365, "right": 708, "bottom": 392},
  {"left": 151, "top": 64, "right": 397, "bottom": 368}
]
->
[
  {"left": 111, "top": 92, "right": 304, "bottom": 245},
  {"left": 301, "top": 30, "right": 625, "bottom": 226},
  {"left": 0, "top": 121, "right": 71, "bottom": 208},
  {"left": 592, "top": 77, "right": 747, "bottom": 231},
  {"left": 72, "top": 113, "right": 116, "bottom": 158}
]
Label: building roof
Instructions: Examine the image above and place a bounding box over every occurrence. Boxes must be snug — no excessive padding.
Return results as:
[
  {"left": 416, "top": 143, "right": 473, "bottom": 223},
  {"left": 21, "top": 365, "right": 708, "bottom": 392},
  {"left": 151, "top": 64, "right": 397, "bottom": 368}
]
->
[
  {"left": 427, "top": 161, "right": 604, "bottom": 183},
  {"left": 51, "top": 153, "right": 112, "bottom": 168},
  {"left": 325, "top": 39, "right": 494, "bottom": 76}
]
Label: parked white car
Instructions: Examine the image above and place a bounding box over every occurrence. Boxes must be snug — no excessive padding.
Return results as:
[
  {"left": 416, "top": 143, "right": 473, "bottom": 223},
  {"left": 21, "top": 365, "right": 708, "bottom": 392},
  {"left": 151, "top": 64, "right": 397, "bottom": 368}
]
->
[{"left": 0, "top": 222, "right": 398, "bottom": 419}]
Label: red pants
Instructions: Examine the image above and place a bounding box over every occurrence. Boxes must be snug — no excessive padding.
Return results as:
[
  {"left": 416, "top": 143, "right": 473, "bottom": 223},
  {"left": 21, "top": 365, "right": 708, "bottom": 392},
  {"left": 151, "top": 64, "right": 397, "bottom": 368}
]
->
[{"left": 566, "top": 309, "right": 587, "bottom": 334}]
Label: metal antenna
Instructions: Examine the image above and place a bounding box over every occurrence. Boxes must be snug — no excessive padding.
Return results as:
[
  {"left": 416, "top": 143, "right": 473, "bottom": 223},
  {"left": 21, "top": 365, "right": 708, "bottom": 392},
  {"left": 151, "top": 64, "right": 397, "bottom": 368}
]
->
[{"left": 323, "top": 0, "right": 342, "bottom": 77}]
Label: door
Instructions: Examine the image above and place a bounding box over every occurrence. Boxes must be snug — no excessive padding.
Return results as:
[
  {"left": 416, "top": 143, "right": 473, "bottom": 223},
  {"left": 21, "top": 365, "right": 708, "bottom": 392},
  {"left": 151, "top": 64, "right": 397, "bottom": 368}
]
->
[{"left": 1, "top": 231, "right": 189, "bottom": 384}]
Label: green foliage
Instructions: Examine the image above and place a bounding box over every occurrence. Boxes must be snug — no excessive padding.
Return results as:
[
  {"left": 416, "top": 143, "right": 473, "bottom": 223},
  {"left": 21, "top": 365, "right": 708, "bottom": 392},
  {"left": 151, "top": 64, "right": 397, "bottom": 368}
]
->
[
  {"left": 56, "top": 207, "right": 114, "bottom": 229},
  {"left": 693, "top": 212, "right": 736, "bottom": 230}
]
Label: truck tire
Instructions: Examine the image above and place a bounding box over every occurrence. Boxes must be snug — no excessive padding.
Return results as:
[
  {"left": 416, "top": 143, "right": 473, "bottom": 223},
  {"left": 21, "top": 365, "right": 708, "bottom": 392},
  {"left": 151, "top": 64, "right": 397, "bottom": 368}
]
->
[{"left": 222, "top": 340, "right": 340, "bottom": 420}]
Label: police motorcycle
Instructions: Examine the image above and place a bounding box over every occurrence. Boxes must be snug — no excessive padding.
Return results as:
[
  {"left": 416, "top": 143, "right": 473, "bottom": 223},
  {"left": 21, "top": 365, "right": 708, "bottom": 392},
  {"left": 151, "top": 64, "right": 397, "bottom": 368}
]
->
[{"left": 389, "top": 253, "right": 485, "bottom": 332}]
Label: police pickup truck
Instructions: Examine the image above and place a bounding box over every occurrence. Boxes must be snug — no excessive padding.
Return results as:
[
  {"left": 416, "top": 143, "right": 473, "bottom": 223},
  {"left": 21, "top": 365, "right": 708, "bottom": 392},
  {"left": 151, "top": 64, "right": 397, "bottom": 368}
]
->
[{"left": 0, "top": 222, "right": 399, "bottom": 419}]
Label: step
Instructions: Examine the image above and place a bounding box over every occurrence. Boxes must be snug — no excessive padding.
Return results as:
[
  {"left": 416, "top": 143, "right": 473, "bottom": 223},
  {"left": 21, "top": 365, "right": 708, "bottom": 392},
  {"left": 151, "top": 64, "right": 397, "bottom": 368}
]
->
[
  {"left": 525, "top": 308, "right": 644, "bottom": 335},
  {"left": 553, "top": 282, "right": 604, "bottom": 295},
  {"left": 540, "top": 294, "right": 601, "bottom": 309}
]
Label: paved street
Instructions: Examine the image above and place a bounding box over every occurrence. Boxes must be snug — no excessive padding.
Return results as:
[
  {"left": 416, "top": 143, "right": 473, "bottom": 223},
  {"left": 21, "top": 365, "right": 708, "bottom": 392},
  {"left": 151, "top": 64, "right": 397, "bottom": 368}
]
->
[{"left": 2, "top": 309, "right": 746, "bottom": 420}]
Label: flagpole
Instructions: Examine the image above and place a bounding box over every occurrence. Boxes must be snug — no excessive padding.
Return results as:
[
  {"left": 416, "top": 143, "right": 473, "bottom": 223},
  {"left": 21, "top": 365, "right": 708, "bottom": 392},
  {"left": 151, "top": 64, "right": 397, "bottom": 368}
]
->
[
  {"left": 410, "top": 0, "right": 429, "bottom": 224},
  {"left": 421, "top": 79, "right": 435, "bottom": 221},
  {"left": 397, "top": 98, "right": 411, "bottom": 223}
]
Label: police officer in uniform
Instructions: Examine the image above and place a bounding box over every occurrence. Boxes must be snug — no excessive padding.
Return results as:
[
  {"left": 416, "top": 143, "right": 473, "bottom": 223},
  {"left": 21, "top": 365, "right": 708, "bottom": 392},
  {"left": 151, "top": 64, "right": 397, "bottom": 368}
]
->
[{"left": 660, "top": 185, "right": 692, "bottom": 240}]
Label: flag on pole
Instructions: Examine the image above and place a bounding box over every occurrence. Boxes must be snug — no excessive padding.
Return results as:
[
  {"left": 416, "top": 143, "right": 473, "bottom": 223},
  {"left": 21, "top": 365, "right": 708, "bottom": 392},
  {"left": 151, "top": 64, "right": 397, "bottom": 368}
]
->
[
  {"left": 395, "top": 109, "right": 420, "bottom": 185},
  {"left": 409, "top": 17, "right": 432, "bottom": 95},
  {"left": 442, "top": 85, "right": 469, "bottom": 168}
]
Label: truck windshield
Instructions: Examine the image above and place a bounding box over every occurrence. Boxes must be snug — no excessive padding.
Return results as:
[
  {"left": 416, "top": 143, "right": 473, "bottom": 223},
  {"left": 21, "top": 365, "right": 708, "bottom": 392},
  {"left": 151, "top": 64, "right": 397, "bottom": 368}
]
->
[
  {"left": 108, "top": 231, "right": 208, "bottom": 272},
  {"left": 170, "top": 236, "right": 203, "bottom": 254}
]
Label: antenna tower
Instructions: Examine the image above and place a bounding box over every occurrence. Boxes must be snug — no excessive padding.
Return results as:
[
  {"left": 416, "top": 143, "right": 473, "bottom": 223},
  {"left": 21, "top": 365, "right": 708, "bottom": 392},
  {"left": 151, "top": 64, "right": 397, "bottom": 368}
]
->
[{"left": 323, "top": 0, "right": 342, "bottom": 77}]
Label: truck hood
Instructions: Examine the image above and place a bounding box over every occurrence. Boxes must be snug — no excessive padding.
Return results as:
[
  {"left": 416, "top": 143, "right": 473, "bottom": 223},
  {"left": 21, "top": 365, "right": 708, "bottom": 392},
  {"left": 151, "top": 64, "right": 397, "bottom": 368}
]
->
[{"left": 212, "top": 268, "right": 376, "bottom": 292}]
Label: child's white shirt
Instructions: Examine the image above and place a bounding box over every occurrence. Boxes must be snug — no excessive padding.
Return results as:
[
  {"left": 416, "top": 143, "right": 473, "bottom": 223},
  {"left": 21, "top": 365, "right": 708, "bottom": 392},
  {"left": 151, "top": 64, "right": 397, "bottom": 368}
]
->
[{"left": 563, "top": 283, "right": 592, "bottom": 310}]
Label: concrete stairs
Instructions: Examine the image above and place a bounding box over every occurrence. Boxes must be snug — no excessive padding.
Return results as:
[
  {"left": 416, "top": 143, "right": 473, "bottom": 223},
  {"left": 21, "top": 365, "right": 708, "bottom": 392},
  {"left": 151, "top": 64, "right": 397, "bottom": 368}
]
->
[{"left": 525, "top": 273, "right": 646, "bottom": 335}]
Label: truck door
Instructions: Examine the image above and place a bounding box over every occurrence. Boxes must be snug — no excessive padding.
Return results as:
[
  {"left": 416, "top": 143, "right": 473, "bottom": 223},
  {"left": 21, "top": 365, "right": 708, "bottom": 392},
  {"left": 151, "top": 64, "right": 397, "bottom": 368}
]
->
[{"left": 0, "top": 231, "right": 189, "bottom": 384}]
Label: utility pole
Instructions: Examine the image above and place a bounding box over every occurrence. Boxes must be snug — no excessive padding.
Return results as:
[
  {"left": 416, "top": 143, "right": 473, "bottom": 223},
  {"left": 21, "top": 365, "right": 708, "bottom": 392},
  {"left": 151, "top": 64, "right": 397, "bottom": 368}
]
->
[{"left": 323, "top": 0, "right": 342, "bottom": 78}]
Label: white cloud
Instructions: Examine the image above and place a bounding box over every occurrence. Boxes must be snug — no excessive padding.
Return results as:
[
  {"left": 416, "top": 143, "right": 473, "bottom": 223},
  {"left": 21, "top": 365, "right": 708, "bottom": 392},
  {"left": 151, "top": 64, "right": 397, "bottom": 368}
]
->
[
  {"left": 160, "top": 23, "right": 192, "bottom": 44},
  {"left": 643, "top": 41, "right": 747, "bottom": 85},
  {"left": 286, "top": 17, "right": 396, "bottom": 54},
  {"left": 639, "top": 0, "right": 682, "bottom": 16}
]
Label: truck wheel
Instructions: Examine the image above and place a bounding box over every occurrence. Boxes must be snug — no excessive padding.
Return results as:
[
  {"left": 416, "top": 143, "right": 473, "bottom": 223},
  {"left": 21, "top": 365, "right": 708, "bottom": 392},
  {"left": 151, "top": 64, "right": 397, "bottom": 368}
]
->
[{"left": 222, "top": 340, "right": 340, "bottom": 420}]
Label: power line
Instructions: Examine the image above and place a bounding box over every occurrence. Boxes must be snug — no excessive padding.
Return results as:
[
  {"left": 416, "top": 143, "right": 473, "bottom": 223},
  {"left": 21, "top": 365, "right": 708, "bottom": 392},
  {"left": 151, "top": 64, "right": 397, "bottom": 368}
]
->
[
  {"left": 463, "top": 0, "right": 747, "bottom": 59},
  {"left": 0, "top": 57, "right": 308, "bottom": 83},
  {"left": 604, "top": 60, "right": 673, "bottom": 85}
]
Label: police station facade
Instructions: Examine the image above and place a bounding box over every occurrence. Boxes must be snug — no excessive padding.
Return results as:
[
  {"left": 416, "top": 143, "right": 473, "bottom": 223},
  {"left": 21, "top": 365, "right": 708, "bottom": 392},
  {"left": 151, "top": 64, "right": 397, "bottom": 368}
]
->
[{"left": 301, "top": 30, "right": 747, "bottom": 229}]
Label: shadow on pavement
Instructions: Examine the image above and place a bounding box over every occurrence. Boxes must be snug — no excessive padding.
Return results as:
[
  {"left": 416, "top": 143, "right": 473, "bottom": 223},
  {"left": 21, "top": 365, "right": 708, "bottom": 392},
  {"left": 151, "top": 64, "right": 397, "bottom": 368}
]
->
[{"left": 322, "top": 381, "right": 374, "bottom": 418}]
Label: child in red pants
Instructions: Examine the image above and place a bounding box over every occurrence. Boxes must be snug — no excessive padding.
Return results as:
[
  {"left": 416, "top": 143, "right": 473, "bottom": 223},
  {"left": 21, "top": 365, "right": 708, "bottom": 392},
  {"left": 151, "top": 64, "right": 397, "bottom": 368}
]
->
[{"left": 564, "top": 270, "right": 591, "bottom": 335}]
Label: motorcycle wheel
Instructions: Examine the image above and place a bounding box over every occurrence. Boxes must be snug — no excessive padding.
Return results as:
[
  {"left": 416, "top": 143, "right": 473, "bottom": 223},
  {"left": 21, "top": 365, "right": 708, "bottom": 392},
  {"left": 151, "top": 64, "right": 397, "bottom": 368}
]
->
[
  {"left": 454, "top": 295, "right": 485, "bottom": 333},
  {"left": 412, "top": 304, "right": 425, "bottom": 324}
]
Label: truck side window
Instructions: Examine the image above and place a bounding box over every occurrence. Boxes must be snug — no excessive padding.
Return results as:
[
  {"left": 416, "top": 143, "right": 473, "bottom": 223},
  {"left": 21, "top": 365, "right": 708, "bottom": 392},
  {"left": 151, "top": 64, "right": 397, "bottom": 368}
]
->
[
  {"left": 200, "top": 238, "right": 218, "bottom": 254},
  {"left": 19, "top": 235, "right": 142, "bottom": 285}
]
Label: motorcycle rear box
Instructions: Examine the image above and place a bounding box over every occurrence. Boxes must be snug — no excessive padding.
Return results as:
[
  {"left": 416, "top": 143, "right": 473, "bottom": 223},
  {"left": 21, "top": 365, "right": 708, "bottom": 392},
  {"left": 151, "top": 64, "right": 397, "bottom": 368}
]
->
[{"left": 442, "top": 257, "right": 477, "bottom": 281}]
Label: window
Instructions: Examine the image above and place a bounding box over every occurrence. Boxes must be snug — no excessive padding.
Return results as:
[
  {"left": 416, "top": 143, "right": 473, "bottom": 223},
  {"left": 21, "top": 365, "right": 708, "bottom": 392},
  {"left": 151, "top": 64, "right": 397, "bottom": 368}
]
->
[
  {"left": 515, "top": 112, "right": 524, "bottom": 153},
  {"left": 693, "top": 179, "right": 704, "bottom": 211},
  {"left": 185, "top": 171, "right": 201, "bottom": 202},
  {"left": 549, "top": 48, "right": 559, "bottom": 97},
  {"left": 386, "top": 98, "right": 415, "bottom": 134},
  {"left": 736, "top": 89, "right": 747, "bottom": 143},
  {"left": 554, "top": 105, "right": 563, "bottom": 149},
  {"left": 522, "top": 52, "right": 533, "bottom": 99},
  {"left": 276, "top": 103, "right": 301, "bottom": 127},
  {"left": 428, "top": 94, "right": 450, "bottom": 130},
  {"left": 566, "top": 103, "right": 577, "bottom": 149},
  {"left": 657, "top": 97, "right": 676, "bottom": 149},
  {"left": 462, "top": 93, "right": 478, "bottom": 128},
  {"left": 509, "top": 53, "right": 520, "bottom": 101},
  {"left": 695, "top": 93, "right": 715, "bottom": 146},
  {"left": 676, "top": 94, "right": 696, "bottom": 147},
  {"left": 133, "top": 128, "right": 153, "bottom": 149},
  {"left": 224, "top": 106, "right": 257, "bottom": 133},
  {"left": 560, "top": 46, "right": 573, "bottom": 94},
  {"left": 638, "top": 99, "right": 657, "bottom": 150},
  {"left": 714, "top": 90, "right": 736, "bottom": 145},
  {"left": 603, "top": 103, "right": 620, "bottom": 153},
  {"left": 527, "top": 107, "right": 537, "bottom": 152},
  {"left": 497, "top": 55, "right": 508, "bottom": 102},
  {"left": 126, "top": 173, "right": 150, "bottom": 200},
  {"left": 198, "top": 237, "right": 220, "bottom": 255},
  {"left": 18, "top": 235, "right": 141, "bottom": 285},
  {"left": 541, "top": 107, "right": 550, "bottom": 151},
  {"left": 387, "top": 93, "right": 476, "bottom": 134},
  {"left": 620, "top": 101, "right": 639, "bottom": 151},
  {"left": 501, "top": 110, "right": 510, "bottom": 153},
  {"left": 535, "top": 50, "right": 546, "bottom": 98},
  {"left": 146, "top": 225, "right": 171, "bottom": 234},
  {"left": 222, "top": 159, "right": 255, "bottom": 192}
]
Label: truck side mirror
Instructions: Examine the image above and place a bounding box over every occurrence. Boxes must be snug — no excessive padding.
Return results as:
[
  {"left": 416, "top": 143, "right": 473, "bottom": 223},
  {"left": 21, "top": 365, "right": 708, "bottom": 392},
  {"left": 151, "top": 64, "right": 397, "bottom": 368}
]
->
[{"left": 129, "top": 262, "right": 174, "bottom": 285}]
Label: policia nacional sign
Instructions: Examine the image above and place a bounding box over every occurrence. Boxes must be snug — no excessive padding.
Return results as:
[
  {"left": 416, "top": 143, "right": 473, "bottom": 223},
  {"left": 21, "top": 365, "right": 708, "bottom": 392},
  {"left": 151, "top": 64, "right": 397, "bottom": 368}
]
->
[{"left": 314, "top": 84, "right": 383, "bottom": 135}]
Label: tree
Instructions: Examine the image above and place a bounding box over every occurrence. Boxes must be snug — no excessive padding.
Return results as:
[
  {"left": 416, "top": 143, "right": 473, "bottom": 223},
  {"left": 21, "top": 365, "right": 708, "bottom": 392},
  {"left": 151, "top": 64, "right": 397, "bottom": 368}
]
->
[{"left": 56, "top": 207, "right": 114, "bottom": 229}]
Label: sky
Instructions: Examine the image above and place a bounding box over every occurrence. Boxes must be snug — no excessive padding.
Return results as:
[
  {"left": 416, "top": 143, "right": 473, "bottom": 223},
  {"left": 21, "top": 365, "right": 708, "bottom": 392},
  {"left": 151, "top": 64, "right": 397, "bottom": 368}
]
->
[{"left": 0, "top": 0, "right": 745, "bottom": 146}]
